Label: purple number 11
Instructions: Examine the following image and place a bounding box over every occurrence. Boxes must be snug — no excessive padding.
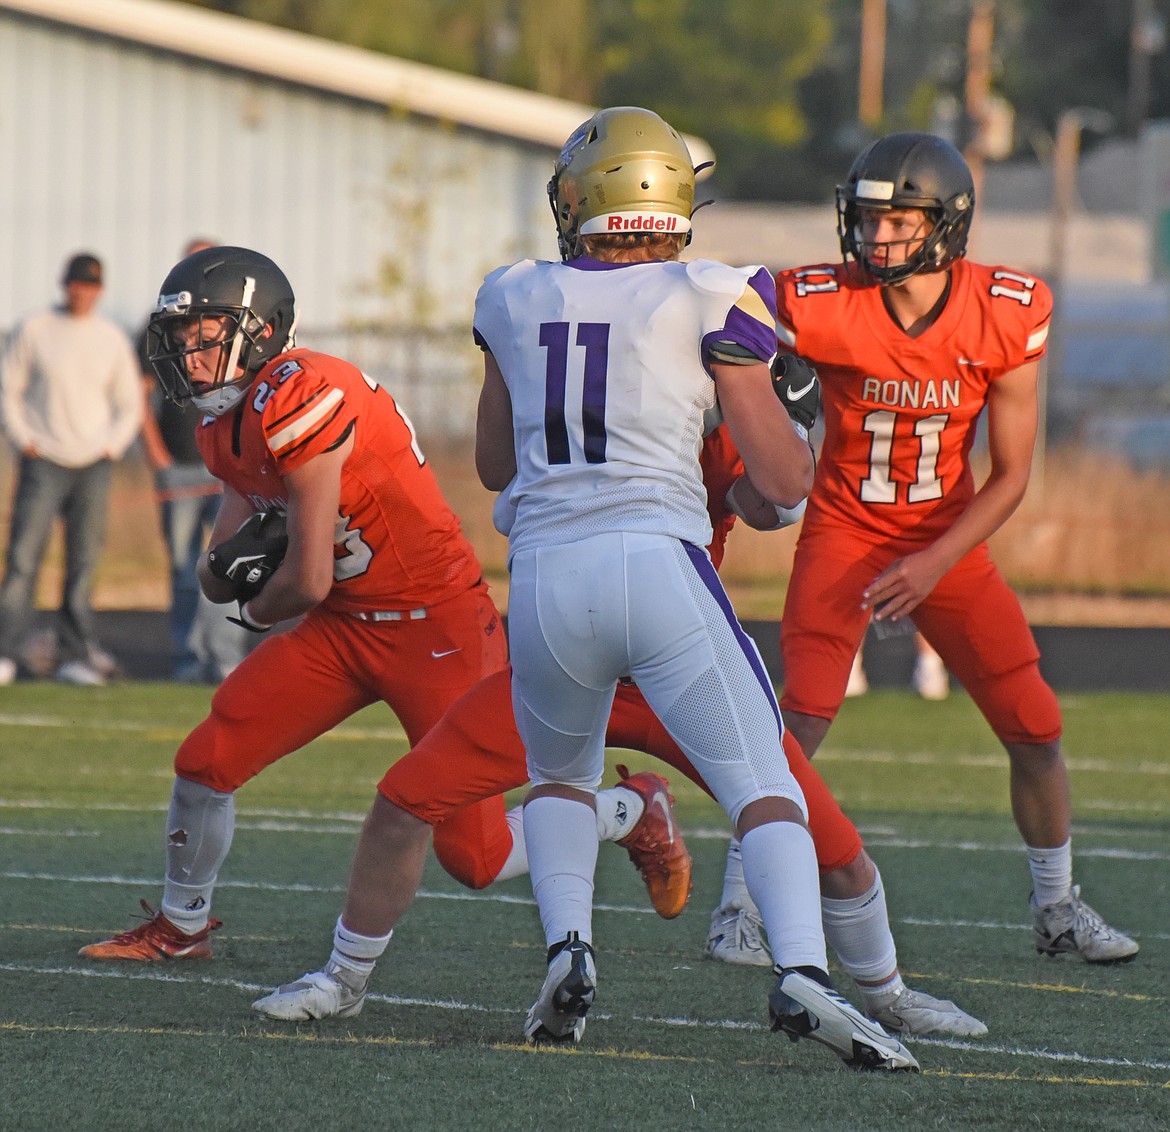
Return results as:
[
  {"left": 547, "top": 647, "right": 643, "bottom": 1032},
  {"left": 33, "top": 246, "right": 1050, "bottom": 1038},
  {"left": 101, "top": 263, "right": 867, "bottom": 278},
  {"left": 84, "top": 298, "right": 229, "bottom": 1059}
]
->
[{"left": 540, "top": 321, "right": 610, "bottom": 464}]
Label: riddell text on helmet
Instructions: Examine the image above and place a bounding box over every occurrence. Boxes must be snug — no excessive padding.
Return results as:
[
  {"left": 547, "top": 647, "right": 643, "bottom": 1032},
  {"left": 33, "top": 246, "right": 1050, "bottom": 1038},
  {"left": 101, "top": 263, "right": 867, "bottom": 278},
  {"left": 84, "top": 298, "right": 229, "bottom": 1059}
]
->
[{"left": 608, "top": 215, "right": 679, "bottom": 231}]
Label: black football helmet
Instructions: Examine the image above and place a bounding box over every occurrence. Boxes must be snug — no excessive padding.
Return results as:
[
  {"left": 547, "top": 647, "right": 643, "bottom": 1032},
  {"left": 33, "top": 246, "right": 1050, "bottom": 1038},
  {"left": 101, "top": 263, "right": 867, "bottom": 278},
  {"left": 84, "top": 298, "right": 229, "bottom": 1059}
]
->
[
  {"left": 147, "top": 246, "right": 297, "bottom": 416},
  {"left": 836, "top": 132, "right": 975, "bottom": 285}
]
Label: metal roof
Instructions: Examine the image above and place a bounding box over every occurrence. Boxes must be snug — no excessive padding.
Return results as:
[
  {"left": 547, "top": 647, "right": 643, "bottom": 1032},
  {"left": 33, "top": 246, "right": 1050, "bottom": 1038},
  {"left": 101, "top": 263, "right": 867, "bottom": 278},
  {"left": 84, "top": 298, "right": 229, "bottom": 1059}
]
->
[{"left": 0, "top": 0, "right": 715, "bottom": 166}]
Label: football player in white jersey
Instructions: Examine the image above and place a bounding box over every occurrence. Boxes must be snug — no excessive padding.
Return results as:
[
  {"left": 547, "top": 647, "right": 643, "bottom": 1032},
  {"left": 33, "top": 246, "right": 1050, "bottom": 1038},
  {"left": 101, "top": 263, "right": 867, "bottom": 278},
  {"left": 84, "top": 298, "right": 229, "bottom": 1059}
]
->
[{"left": 473, "top": 106, "right": 918, "bottom": 1071}]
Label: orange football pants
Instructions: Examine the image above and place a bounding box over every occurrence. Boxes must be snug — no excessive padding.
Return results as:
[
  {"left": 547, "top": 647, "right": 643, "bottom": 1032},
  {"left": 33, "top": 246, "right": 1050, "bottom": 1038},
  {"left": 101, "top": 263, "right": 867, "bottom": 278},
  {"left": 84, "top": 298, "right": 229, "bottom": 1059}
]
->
[
  {"left": 174, "top": 582, "right": 508, "bottom": 792},
  {"left": 780, "top": 527, "right": 1062, "bottom": 744},
  {"left": 379, "top": 668, "right": 863, "bottom": 889}
]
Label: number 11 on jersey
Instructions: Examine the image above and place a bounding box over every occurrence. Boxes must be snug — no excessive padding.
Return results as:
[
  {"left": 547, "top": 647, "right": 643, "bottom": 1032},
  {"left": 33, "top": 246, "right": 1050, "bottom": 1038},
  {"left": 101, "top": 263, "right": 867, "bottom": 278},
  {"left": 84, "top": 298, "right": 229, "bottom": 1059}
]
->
[
  {"left": 541, "top": 321, "right": 610, "bottom": 465},
  {"left": 860, "top": 410, "right": 948, "bottom": 504}
]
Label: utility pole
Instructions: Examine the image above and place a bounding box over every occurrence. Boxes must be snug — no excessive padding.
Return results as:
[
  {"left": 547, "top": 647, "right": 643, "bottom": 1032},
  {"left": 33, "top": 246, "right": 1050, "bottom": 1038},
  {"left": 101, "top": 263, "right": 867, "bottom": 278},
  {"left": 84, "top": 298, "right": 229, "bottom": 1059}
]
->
[
  {"left": 858, "top": 0, "right": 886, "bottom": 128},
  {"left": 1128, "top": 0, "right": 1167, "bottom": 136},
  {"left": 1046, "top": 109, "right": 1115, "bottom": 409},
  {"left": 963, "top": 0, "right": 995, "bottom": 215},
  {"left": 1036, "top": 106, "right": 1114, "bottom": 501}
]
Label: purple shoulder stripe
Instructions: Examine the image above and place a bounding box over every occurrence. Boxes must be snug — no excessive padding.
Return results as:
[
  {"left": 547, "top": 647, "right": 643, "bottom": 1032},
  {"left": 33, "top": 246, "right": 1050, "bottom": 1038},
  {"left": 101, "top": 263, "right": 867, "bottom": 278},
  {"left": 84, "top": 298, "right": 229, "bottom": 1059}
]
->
[{"left": 747, "top": 266, "right": 779, "bottom": 320}]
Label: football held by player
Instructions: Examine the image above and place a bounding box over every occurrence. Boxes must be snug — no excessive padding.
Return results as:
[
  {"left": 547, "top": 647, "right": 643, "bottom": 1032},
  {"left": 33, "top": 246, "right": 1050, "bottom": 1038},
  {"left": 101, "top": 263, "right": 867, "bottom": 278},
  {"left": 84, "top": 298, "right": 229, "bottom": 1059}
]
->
[{"left": 767, "top": 132, "right": 1137, "bottom": 964}]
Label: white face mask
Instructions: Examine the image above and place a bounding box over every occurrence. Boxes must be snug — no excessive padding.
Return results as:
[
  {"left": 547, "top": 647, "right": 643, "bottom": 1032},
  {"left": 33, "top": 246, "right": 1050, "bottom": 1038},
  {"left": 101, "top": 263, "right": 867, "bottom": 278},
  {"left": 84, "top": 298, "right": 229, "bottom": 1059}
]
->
[{"left": 191, "top": 382, "right": 248, "bottom": 417}]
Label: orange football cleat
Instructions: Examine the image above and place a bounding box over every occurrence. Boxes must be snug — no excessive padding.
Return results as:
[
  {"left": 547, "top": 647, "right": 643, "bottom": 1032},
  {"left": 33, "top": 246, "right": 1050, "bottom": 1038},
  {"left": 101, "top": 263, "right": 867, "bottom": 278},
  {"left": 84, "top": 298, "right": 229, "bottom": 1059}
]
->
[
  {"left": 614, "top": 764, "right": 693, "bottom": 919},
  {"left": 78, "top": 900, "right": 222, "bottom": 961}
]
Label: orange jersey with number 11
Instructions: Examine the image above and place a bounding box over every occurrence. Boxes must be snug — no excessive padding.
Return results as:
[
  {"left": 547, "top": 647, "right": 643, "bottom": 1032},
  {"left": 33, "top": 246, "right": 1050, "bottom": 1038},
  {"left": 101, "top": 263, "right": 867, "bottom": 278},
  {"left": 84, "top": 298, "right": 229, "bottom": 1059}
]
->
[
  {"left": 196, "top": 349, "right": 484, "bottom": 614},
  {"left": 775, "top": 258, "right": 1052, "bottom": 545}
]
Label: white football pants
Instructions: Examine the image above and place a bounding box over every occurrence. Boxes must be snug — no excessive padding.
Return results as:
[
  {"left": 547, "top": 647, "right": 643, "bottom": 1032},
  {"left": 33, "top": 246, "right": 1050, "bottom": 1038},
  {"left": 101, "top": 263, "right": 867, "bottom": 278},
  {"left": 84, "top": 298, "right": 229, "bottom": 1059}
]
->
[{"left": 507, "top": 531, "right": 806, "bottom": 826}]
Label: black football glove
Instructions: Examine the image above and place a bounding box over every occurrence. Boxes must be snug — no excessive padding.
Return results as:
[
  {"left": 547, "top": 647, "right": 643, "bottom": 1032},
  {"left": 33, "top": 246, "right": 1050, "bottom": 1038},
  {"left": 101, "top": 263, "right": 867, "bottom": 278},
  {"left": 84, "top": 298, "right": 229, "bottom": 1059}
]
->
[
  {"left": 771, "top": 354, "right": 821, "bottom": 433},
  {"left": 207, "top": 508, "right": 289, "bottom": 603}
]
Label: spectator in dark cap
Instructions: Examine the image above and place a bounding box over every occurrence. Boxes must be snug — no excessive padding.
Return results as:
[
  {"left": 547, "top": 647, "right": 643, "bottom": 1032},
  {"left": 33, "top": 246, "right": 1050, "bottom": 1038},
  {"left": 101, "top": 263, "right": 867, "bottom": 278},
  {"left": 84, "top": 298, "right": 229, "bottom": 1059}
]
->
[
  {"left": 64, "top": 253, "right": 103, "bottom": 285},
  {"left": 0, "top": 250, "right": 142, "bottom": 685}
]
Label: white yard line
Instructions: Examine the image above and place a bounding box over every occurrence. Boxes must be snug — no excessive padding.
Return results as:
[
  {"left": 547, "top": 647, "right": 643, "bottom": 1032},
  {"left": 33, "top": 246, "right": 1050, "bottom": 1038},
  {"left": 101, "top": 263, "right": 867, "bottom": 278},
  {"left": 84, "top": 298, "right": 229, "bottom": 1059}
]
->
[
  {"left": 2, "top": 806, "right": 1166, "bottom": 860},
  {"left": 0, "top": 961, "right": 1167, "bottom": 1074},
  {"left": 0, "top": 712, "right": 407, "bottom": 743},
  {"left": 2, "top": 869, "right": 1167, "bottom": 941}
]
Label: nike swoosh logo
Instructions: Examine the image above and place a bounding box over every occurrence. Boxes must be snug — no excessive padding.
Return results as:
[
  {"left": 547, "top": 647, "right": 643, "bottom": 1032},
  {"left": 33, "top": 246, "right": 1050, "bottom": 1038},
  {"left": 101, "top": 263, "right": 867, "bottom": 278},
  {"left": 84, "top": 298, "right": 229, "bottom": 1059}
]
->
[
  {"left": 648, "top": 788, "right": 676, "bottom": 846},
  {"left": 431, "top": 648, "right": 461, "bottom": 659},
  {"left": 785, "top": 377, "right": 817, "bottom": 401},
  {"left": 957, "top": 356, "right": 985, "bottom": 366}
]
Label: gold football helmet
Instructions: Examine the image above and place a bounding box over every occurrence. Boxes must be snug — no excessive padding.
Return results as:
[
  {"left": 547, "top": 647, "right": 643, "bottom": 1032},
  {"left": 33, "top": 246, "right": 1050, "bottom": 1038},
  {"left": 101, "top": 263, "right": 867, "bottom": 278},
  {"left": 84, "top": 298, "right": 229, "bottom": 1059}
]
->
[{"left": 548, "top": 106, "right": 705, "bottom": 260}]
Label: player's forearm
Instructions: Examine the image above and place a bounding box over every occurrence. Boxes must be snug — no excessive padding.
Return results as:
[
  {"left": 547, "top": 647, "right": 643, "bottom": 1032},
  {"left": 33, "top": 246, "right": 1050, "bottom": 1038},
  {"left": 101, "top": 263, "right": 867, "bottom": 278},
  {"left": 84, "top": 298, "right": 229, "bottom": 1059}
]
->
[
  {"left": 717, "top": 363, "right": 814, "bottom": 508},
  {"left": 241, "top": 553, "right": 333, "bottom": 626},
  {"left": 241, "top": 582, "right": 317, "bottom": 626},
  {"left": 740, "top": 420, "right": 814, "bottom": 508},
  {"left": 726, "top": 474, "right": 807, "bottom": 531},
  {"left": 928, "top": 468, "right": 1029, "bottom": 573}
]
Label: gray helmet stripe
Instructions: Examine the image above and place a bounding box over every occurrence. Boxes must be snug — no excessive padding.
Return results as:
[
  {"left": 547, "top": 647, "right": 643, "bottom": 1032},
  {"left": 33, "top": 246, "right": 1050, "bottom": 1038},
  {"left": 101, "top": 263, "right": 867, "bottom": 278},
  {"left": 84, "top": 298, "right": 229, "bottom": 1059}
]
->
[{"left": 220, "top": 274, "right": 256, "bottom": 383}]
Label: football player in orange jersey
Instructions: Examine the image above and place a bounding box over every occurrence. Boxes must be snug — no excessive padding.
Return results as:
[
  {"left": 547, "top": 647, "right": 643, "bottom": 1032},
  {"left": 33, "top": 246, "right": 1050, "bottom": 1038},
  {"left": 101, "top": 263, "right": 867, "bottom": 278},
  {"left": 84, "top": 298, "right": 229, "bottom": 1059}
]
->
[
  {"left": 758, "top": 132, "right": 1137, "bottom": 964},
  {"left": 75, "top": 246, "right": 506, "bottom": 959},
  {"left": 252, "top": 417, "right": 981, "bottom": 1038}
]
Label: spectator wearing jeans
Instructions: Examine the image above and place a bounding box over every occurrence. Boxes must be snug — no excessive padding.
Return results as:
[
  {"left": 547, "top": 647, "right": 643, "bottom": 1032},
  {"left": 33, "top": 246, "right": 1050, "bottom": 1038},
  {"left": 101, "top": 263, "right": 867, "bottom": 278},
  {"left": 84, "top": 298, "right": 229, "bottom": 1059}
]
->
[
  {"left": 0, "top": 252, "right": 142, "bottom": 686},
  {"left": 138, "top": 239, "right": 250, "bottom": 682}
]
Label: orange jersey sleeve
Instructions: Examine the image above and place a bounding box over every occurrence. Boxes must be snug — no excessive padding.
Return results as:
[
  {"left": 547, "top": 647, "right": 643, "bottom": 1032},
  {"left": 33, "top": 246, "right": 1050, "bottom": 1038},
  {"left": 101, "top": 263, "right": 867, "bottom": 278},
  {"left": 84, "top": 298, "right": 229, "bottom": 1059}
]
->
[
  {"left": 197, "top": 350, "right": 484, "bottom": 611},
  {"left": 775, "top": 259, "right": 1052, "bottom": 544}
]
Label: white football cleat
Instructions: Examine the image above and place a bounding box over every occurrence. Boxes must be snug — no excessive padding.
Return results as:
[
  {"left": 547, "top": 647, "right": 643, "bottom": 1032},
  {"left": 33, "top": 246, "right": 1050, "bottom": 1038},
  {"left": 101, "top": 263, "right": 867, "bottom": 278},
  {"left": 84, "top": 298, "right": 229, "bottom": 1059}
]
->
[
  {"left": 252, "top": 959, "right": 368, "bottom": 1020},
  {"left": 769, "top": 968, "right": 919, "bottom": 1072},
  {"left": 524, "top": 934, "right": 597, "bottom": 1044},
  {"left": 705, "top": 903, "right": 772, "bottom": 967},
  {"left": 862, "top": 985, "right": 987, "bottom": 1037},
  {"left": 55, "top": 659, "right": 106, "bottom": 687},
  {"left": 1031, "top": 886, "right": 1139, "bottom": 964},
  {"left": 912, "top": 649, "right": 949, "bottom": 700}
]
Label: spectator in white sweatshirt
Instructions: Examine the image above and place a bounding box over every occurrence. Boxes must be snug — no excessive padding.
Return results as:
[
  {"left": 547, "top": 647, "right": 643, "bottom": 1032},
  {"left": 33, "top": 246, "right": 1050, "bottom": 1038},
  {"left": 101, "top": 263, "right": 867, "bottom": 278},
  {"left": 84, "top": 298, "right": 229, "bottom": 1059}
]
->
[{"left": 0, "top": 251, "right": 142, "bottom": 686}]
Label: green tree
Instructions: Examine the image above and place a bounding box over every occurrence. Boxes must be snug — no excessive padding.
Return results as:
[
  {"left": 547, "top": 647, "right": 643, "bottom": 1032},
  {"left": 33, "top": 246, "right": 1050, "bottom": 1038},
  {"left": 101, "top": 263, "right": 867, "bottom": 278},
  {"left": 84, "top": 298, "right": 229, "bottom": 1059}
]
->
[
  {"left": 180, "top": 0, "right": 1170, "bottom": 201},
  {"left": 998, "top": 0, "right": 1170, "bottom": 143},
  {"left": 194, "top": 0, "right": 592, "bottom": 97},
  {"left": 591, "top": 0, "right": 835, "bottom": 199}
]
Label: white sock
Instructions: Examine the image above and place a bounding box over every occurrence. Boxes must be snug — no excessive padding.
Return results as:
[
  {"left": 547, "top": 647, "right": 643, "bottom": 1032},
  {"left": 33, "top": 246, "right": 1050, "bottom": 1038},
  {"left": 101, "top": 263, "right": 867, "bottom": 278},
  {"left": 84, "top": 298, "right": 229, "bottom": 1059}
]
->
[
  {"left": 594, "top": 785, "right": 644, "bottom": 842},
  {"left": 331, "top": 916, "right": 392, "bottom": 978},
  {"left": 717, "top": 837, "right": 754, "bottom": 911},
  {"left": 483, "top": 800, "right": 624, "bottom": 886},
  {"left": 860, "top": 973, "right": 905, "bottom": 1007},
  {"left": 1027, "top": 839, "right": 1073, "bottom": 906},
  {"left": 523, "top": 795, "right": 598, "bottom": 949},
  {"left": 740, "top": 822, "right": 826, "bottom": 972},
  {"left": 493, "top": 807, "right": 530, "bottom": 882},
  {"left": 821, "top": 867, "right": 899, "bottom": 986},
  {"left": 161, "top": 880, "right": 214, "bottom": 935}
]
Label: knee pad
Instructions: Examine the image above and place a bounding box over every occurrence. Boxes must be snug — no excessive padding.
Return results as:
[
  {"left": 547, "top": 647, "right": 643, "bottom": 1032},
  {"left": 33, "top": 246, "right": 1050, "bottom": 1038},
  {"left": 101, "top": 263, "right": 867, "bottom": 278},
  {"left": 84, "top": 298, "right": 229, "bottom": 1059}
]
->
[
  {"left": 970, "top": 661, "right": 1062, "bottom": 745},
  {"left": 432, "top": 835, "right": 501, "bottom": 890}
]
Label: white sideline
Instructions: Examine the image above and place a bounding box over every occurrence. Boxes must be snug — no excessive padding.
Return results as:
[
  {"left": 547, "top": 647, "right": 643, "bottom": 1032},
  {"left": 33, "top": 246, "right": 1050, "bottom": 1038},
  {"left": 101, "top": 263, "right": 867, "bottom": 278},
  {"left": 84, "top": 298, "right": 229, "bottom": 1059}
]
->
[{"left": 1, "top": 961, "right": 1167, "bottom": 1074}]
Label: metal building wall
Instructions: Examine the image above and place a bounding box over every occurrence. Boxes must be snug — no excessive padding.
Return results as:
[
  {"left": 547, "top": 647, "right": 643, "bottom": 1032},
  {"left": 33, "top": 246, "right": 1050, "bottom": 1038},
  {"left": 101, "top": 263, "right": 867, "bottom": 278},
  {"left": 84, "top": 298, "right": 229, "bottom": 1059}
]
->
[{"left": 0, "top": 9, "right": 558, "bottom": 435}]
